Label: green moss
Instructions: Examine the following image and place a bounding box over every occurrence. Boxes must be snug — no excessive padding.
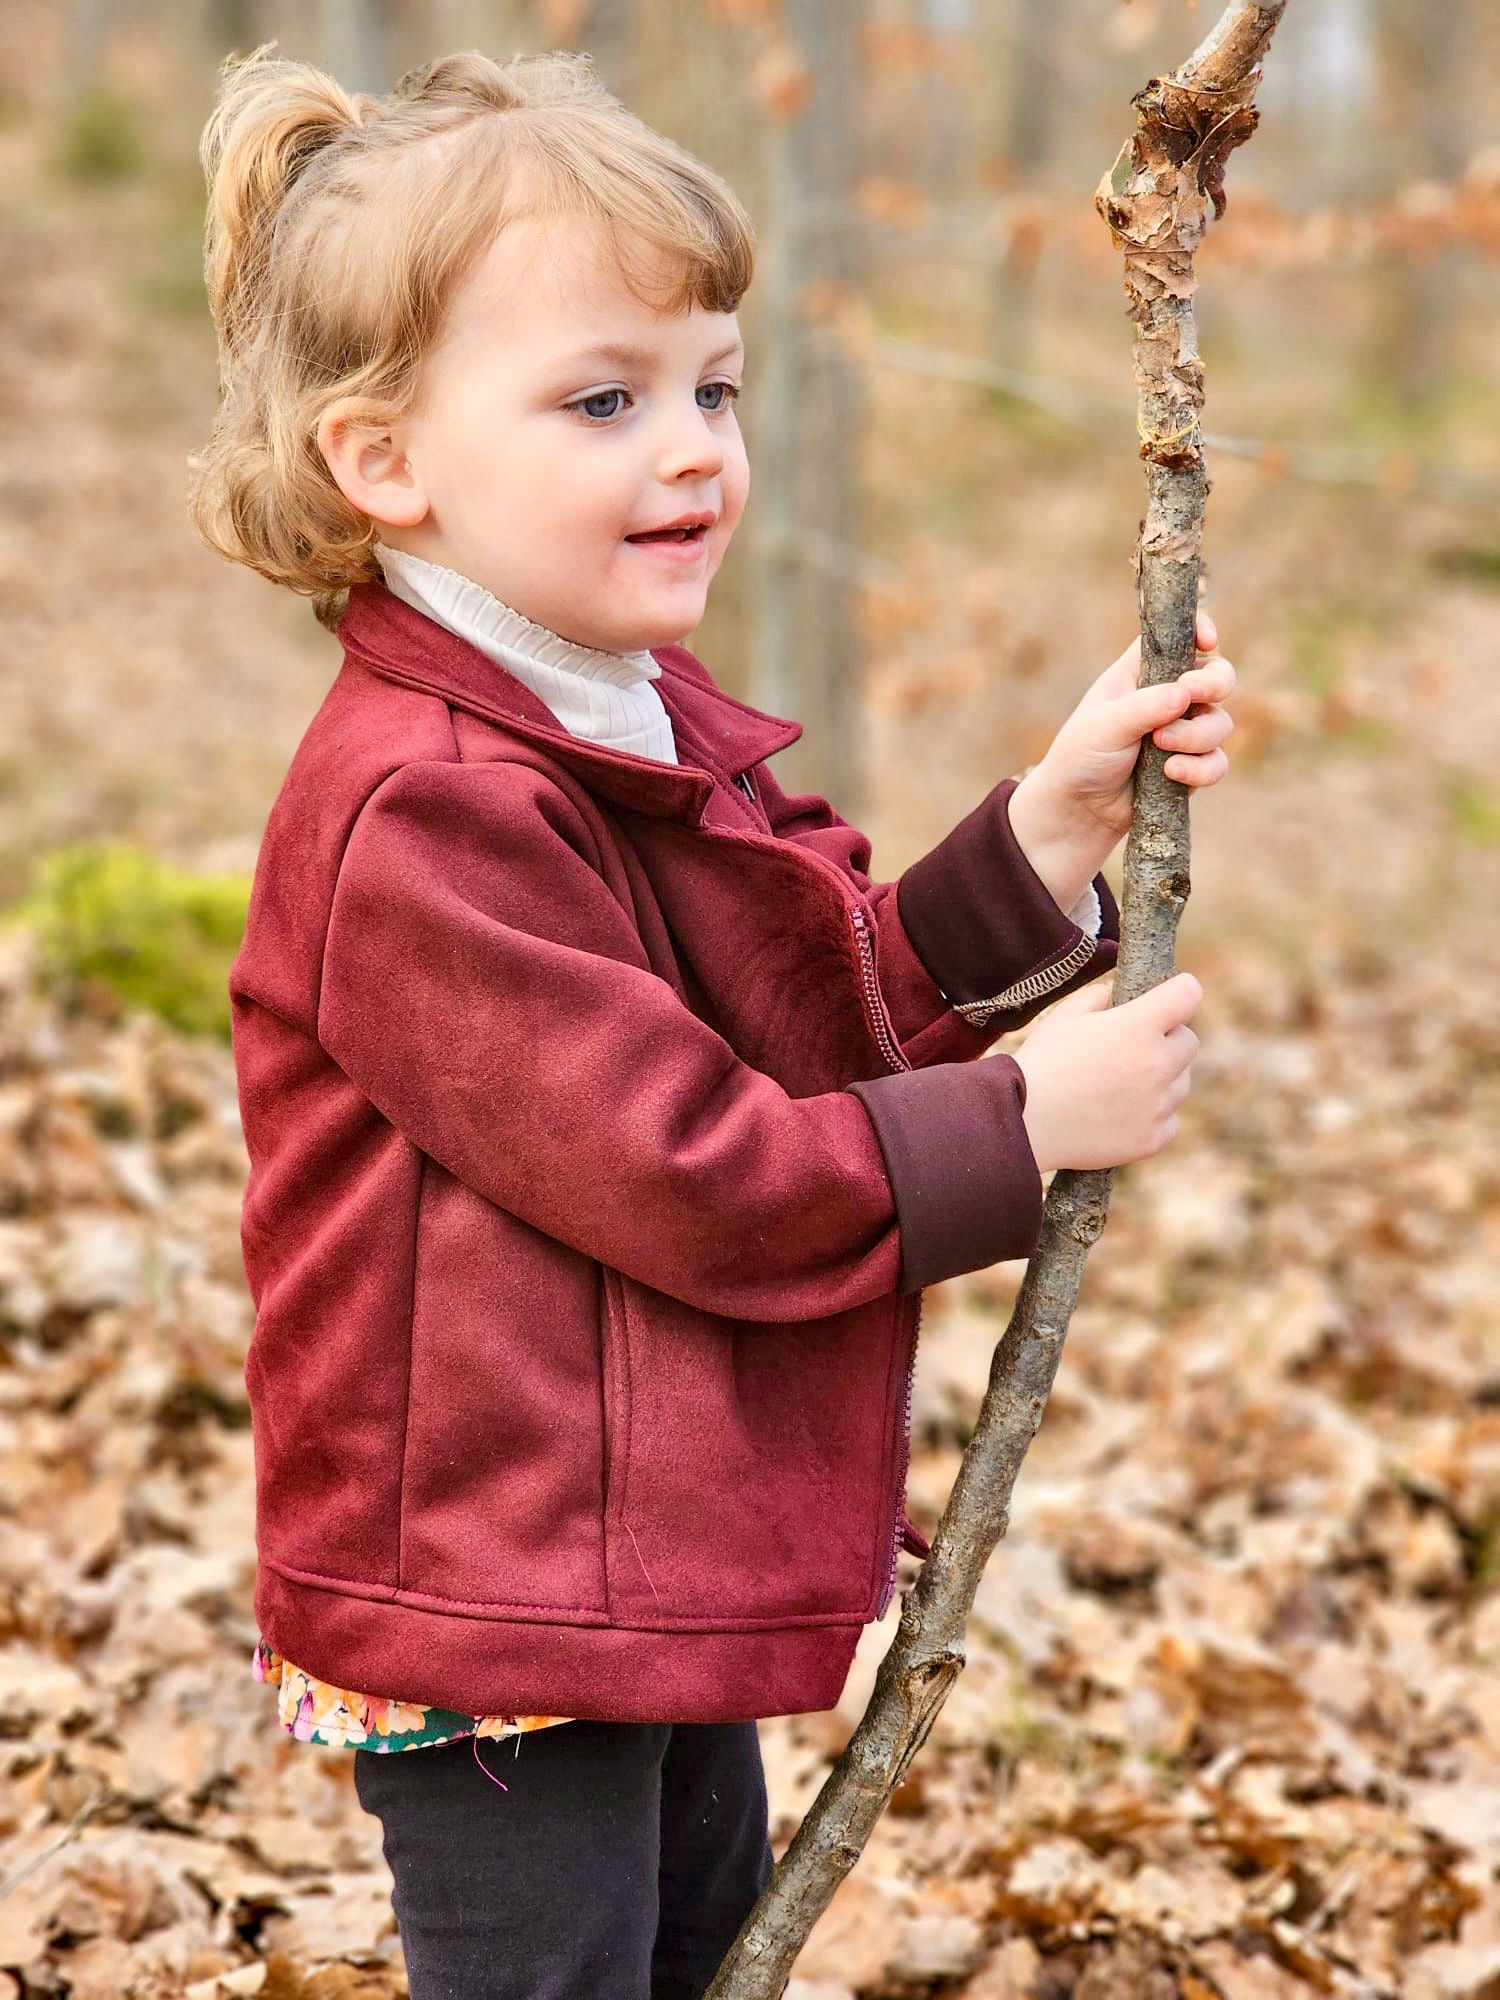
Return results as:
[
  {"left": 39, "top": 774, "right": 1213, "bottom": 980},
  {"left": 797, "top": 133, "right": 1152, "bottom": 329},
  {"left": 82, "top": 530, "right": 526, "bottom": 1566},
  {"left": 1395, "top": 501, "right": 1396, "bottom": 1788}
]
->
[
  {"left": 2, "top": 843, "right": 251, "bottom": 1041},
  {"left": 1441, "top": 772, "right": 1500, "bottom": 846},
  {"left": 1430, "top": 539, "right": 1500, "bottom": 589},
  {"left": 48, "top": 82, "right": 148, "bottom": 185}
]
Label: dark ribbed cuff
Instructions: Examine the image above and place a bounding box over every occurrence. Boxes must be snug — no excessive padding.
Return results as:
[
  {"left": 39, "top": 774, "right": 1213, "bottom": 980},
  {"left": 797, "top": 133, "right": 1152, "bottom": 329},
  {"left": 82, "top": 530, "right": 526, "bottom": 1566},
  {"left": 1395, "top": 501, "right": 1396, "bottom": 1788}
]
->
[
  {"left": 845, "top": 1053, "right": 1043, "bottom": 1292},
  {"left": 896, "top": 776, "right": 1119, "bottom": 1015}
]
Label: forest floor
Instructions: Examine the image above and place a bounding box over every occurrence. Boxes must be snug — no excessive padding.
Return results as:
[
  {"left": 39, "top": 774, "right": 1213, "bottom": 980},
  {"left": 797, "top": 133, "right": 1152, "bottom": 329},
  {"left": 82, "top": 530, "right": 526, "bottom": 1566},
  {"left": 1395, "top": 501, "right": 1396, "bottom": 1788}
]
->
[{"left": 2, "top": 72, "right": 1499, "bottom": 2000}]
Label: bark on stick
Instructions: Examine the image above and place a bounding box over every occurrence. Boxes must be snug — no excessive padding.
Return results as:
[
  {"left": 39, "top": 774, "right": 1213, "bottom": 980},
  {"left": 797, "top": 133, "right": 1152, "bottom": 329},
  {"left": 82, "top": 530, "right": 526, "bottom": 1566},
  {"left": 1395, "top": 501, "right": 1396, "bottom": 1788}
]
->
[{"left": 706, "top": 6, "right": 1288, "bottom": 1995}]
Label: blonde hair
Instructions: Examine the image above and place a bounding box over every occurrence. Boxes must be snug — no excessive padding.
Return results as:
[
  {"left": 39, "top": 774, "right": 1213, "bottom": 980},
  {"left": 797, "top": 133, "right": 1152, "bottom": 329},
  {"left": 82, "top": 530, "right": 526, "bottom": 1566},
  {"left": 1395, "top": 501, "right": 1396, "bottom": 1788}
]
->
[{"left": 186, "top": 45, "right": 756, "bottom": 632}]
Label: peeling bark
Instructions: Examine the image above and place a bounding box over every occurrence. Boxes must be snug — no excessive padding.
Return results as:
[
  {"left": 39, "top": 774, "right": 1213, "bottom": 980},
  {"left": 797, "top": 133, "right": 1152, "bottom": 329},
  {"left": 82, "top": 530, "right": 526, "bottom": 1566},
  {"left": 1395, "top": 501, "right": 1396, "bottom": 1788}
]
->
[
  {"left": 705, "top": 8, "right": 1288, "bottom": 1997},
  {"left": 1093, "top": 1, "right": 1284, "bottom": 1006}
]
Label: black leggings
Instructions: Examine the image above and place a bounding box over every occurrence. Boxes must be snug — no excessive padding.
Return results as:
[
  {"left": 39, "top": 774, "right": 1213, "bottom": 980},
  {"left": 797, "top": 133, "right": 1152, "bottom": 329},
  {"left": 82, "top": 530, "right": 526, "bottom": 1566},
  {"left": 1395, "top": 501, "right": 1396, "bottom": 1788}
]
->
[{"left": 352, "top": 1716, "right": 776, "bottom": 2000}]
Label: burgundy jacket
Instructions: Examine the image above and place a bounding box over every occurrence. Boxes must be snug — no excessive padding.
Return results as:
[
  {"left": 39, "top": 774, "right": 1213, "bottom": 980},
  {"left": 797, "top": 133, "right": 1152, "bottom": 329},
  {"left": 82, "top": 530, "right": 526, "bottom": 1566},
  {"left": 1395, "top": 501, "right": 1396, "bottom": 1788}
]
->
[{"left": 230, "top": 580, "right": 1119, "bottom": 1724}]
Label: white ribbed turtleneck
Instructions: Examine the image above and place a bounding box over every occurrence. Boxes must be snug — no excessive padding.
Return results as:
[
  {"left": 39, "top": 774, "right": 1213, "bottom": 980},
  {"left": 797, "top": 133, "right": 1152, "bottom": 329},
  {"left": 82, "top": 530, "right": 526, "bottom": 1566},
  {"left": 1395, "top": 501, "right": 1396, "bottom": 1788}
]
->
[
  {"left": 374, "top": 541, "right": 679, "bottom": 766},
  {"left": 372, "top": 540, "right": 1099, "bottom": 940}
]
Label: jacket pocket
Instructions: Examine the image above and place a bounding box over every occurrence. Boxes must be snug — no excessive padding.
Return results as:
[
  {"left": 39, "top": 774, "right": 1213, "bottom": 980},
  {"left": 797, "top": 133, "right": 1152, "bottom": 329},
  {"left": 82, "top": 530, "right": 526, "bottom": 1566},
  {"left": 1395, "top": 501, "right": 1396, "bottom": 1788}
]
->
[
  {"left": 398, "top": 1172, "right": 610, "bottom": 1617},
  {"left": 598, "top": 1262, "right": 634, "bottom": 1613},
  {"left": 601, "top": 1270, "right": 902, "bottom": 1626}
]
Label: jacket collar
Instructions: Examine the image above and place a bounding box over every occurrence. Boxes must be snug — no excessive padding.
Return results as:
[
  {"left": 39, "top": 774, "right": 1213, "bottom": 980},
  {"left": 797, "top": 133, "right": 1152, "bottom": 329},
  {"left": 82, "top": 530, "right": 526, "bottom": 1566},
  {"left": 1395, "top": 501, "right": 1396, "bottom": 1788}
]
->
[{"left": 337, "top": 580, "right": 802, "bottom": 826}]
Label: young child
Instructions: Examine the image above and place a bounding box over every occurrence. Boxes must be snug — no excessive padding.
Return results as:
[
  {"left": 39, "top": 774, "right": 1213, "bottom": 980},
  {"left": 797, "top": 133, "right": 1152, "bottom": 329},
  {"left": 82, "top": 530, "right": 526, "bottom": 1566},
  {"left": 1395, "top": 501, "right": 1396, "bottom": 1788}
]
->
[{"left": 189, "top": 43, "right": 1233, "bottom": 2000}]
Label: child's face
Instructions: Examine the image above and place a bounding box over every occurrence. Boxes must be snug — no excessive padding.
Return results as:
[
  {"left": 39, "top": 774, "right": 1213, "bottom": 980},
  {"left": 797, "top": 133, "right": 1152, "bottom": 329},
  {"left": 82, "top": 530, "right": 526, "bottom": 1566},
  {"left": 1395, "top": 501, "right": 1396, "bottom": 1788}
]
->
[{"left": 332, "top": 211, "right": 749, "bottom": 656}]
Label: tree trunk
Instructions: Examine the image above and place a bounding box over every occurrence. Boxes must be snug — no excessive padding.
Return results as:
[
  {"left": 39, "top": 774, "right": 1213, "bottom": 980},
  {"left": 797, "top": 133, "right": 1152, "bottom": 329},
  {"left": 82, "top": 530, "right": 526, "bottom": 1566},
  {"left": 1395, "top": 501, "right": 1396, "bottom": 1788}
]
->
[
  {"left": 747, "top": 0, "right": 864, "bottom": 816},
  {"left": 986, "top": 0, "right": 1061, "bottom": 373},
  {"left": 319, "top": 0, "right": 393, "bottom": 97},
  {"left": 66, "top": 0, "right": 105, "bottom": 90},
  {"left": 575, "top": 0, "right": 632, "bottom": 97},
  {"left": 203, "top": 0, "right": 261, "bottom": 66},
  {"left": 1369, "top": 0, "right": 1470, "bottom": 406},
  {"left": 705, "top": 6, "right": 1289, "bottom": 1995}
]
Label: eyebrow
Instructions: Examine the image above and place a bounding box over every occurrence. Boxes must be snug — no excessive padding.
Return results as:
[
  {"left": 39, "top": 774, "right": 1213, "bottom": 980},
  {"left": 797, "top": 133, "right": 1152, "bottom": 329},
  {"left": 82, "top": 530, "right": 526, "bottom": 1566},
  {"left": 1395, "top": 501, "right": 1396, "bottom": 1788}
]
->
[{"left": 559, "top": 338, "right": 746, "bottom": 372}]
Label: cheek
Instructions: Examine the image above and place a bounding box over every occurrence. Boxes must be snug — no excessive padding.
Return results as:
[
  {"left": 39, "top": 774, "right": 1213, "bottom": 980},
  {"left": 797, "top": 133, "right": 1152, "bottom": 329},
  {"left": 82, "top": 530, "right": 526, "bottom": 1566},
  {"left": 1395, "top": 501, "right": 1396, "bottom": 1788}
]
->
[
  {"left": 722, "top": 440, "right": 750, "bottom": 526},
  {"left": 423, "top": 418, "right": 509, "bottom": 518}
]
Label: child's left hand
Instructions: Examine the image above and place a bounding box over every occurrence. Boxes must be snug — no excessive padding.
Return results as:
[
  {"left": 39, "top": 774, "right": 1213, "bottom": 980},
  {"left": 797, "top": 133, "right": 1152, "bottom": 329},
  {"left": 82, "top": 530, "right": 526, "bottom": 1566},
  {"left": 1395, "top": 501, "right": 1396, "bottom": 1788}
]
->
[{"left": 1026, "top": 610, "right": 1237, "bottom": 852}]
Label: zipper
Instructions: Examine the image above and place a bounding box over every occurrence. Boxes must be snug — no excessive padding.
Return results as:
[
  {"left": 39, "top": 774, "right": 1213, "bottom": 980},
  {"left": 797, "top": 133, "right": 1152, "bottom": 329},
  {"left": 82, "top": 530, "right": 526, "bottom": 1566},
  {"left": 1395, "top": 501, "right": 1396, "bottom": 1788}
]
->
[
  {"left": 689, "top": 819, "right": 928, "bottom": 1618},
  {"left": 849, "top": 902, "right": 908, "bottom": 1079},
  {"left": 849, "top": 902, "right": 926, "bottom": 1618}
]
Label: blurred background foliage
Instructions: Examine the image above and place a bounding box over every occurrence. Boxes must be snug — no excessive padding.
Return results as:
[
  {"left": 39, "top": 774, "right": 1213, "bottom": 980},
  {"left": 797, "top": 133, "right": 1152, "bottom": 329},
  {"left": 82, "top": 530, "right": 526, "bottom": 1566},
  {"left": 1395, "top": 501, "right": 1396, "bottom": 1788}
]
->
[
  {"left": 0, "top": 0, "right": 1497, "bottom": 1024},
  {"left": 0, "top": 15, "right": 1498, "bottom": 1996}
]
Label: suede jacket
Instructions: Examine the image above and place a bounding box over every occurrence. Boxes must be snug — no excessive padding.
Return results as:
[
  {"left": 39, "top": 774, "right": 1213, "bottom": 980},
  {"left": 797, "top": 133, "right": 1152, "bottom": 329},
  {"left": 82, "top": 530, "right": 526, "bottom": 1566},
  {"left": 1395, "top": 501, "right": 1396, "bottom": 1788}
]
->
[{"left": 230, "top": 580, "right": 1120, "bottom": 1725}]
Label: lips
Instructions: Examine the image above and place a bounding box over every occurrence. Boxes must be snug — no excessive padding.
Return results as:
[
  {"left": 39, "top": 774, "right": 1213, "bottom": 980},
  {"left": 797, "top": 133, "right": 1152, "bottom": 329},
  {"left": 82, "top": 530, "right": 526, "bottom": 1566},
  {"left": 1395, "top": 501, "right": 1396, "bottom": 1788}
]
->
[
  {"left": 623, "top": 525, "right": 711, "bottom": 565},
  {"left": 624, "top": 510, "right": 717, "bottom": 543},
  {"left": 626, "top": 524, "right": 707, "bottom": 544}
]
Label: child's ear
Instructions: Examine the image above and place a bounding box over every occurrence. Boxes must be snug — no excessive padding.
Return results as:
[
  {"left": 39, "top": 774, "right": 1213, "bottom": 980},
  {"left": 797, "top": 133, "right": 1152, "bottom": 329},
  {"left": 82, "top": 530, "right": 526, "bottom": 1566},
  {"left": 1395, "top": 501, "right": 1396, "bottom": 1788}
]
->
[{"left": 316, "top": 398, "right": 429, "bottom": 530}]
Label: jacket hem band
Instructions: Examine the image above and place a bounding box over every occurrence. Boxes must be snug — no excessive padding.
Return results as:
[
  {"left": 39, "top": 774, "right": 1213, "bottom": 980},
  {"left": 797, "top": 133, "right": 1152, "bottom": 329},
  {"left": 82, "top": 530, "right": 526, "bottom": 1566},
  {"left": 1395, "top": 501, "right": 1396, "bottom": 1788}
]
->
[{"left": 255, "top": 1562, "right": 866, "bottom": 1724}]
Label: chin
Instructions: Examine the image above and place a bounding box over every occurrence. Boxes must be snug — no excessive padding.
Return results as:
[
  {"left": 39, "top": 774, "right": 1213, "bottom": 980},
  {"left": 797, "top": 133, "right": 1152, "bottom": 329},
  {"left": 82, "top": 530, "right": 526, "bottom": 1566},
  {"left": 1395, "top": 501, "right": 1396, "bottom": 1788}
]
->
[{"left": 628, "top": 610, "right": 704, "bottom": 651}]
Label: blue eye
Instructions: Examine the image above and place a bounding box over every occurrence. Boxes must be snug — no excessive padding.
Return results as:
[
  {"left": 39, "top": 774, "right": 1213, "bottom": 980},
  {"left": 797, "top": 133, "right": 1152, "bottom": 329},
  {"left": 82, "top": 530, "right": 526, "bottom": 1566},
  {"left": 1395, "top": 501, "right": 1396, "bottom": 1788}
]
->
[
  {"left": 565, "top": 382, "right": 743, "bottom": 426},
  {"left": 570, "top": 388, "right": 630, "bottom": 423}
]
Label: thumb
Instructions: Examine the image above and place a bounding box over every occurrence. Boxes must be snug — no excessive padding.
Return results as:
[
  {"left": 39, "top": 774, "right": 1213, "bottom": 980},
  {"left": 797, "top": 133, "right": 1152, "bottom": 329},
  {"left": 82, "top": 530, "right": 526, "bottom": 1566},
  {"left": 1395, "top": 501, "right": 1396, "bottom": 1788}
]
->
[{"left": 1140, "top": 968, "right": 1202, "bottom": 1024}]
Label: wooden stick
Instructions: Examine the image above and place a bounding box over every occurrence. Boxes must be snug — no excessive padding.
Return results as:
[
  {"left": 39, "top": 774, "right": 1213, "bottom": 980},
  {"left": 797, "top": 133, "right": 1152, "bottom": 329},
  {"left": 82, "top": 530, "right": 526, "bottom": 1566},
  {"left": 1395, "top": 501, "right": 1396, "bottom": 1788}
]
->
[{"left": 705, "top": 6, "right": 1288, "bottom": 1995}]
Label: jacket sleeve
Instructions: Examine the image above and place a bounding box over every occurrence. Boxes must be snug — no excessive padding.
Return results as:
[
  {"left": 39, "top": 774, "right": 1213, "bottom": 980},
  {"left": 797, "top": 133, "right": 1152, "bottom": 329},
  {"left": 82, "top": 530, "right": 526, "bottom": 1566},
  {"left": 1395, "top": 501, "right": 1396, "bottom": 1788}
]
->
[
  {"left": 750, "top": 761, "right": 1121, "bottom": 1068},
  {"left": 315, "top": 759, "right": 1049, "bottom": 1318}
]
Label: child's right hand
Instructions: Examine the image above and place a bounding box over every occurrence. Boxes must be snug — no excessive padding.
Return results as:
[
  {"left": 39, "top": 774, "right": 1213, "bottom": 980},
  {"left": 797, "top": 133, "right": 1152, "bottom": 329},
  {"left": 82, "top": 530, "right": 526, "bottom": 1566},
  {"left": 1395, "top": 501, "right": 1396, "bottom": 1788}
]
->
[{"left": 1012, "top": 971, "right": 1202, "bottom": 1175}]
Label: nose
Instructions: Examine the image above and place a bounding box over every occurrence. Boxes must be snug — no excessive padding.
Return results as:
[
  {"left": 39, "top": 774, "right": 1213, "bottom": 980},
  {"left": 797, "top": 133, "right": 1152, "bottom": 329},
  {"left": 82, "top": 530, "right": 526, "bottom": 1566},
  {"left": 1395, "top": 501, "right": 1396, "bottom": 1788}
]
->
[{"left": 655, "top": 393, "right": 725, "bottom": 484}]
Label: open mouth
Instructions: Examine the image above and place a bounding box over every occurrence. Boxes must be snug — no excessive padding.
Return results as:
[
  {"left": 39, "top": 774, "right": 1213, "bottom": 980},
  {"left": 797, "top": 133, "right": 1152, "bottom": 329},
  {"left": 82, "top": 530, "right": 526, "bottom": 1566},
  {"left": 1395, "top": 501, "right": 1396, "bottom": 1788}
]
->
[{"left": 624, "top": 523, "right": 709, "bottom": 545}]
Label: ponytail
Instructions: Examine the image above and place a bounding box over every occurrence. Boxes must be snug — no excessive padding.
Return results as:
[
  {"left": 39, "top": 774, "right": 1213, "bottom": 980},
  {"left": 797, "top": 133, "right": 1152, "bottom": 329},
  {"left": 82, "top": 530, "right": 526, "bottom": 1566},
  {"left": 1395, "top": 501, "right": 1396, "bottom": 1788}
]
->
[{"left": 200, "top": 43, "right": 370, "bottom": 364}]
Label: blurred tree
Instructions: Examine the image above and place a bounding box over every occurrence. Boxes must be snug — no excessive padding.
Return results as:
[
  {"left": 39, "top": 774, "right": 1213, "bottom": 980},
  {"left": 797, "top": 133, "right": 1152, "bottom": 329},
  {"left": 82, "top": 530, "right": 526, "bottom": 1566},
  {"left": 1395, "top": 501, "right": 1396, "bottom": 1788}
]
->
[
  {"left": 1370, "top": 0, "right": 1470, "bottom": 406},
  {"left": 985, "top": 0, "right": 1060, "bottom": 371},
  {"left": 911, "top": 0, "right": 969, "bottom": 198},
  {"left": 320, "top": 0, "right": 394, "bottom": 96},
  {"left": 575, "top": 0, "right": 631, "bottom": 96},
  {"left": 66, "top": 0, "right": 103, "bottom": 88},
  {"left": 749, "top": 0, "right": 864, "bottom": 812},
  {"left": 207, "top": 0, "right": 263, "bottom": 62}
]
